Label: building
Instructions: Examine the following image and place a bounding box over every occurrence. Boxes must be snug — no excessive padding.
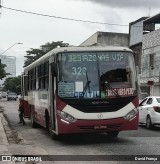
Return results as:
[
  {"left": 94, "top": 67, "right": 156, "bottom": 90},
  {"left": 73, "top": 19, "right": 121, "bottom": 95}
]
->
[
  {"left": 129, "top": 17, "right": 149, "bottom": 72},
  {"left": 129, "top": 13, "right": 160, "bottom": 97},
  {"left": 80, "top": 16, "right": 160, "bottom": 97},
  {"left": 0, "top": 55, "right": 16, "bottom": 88},
  {"left": 80, "top": 31, "right": 129, "bottom": 47},
  {"left": 140, "top": 13, "right": 160, "bottom": 96}
]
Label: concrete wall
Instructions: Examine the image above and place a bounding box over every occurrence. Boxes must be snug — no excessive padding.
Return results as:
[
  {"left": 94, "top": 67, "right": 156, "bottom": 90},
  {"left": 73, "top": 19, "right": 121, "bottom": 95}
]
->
[
  {"left": 130, "top": 44, "right": 142, "bottom": 72},
  {"left": 143, "top": 28, "right": 160, "bottom": 50},
  {"left": 80, "top": 31, "right": 129, "bottom": 47},
  {"left": 80, "top": 33, "right": 98, "bottom": 46},
  {"left": 97, "top": 32, "right": 129, "bottom": 47}
]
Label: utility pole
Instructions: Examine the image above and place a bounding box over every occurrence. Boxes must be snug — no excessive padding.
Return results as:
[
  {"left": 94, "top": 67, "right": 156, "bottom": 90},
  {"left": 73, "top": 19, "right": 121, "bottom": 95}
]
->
[
  {"left": 148, "top": 7, "right": 151, "bottom": 17},
  {"left": 0, "top": 0, "right": 2, "bottom": 15}
]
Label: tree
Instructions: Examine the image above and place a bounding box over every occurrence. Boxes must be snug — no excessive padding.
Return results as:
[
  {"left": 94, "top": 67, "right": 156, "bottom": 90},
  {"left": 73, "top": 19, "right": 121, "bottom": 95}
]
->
[
  {"left": 24, "top": 41, "right": 69, "bottom": 67},
  {"left": 0, "top": 61, "right": 10, "bottom": 80},
  {"left": 3, "top": 76, "right": 21, "bottom": 94}
]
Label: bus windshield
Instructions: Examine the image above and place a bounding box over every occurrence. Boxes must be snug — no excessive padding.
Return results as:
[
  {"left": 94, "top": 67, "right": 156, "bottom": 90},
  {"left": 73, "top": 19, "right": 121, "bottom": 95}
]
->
[{"left": 57, "top": 51, "right": 136, "bottom": 99}]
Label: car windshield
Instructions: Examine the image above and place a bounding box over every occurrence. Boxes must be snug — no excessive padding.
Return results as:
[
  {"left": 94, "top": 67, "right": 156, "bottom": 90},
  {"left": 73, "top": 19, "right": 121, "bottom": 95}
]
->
[
  {"left": 8, "top": 93, "right": 16, "bottom": 95},
  {"left": 57, "top": 51, "right": 137, "bottom": 99},
  {"left": 156, "top": 98, "right": 160, "bottom": 103}
]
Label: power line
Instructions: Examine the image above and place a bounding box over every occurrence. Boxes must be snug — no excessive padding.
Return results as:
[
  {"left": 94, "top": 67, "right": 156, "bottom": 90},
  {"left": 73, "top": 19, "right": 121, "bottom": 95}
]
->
[{"left": 0, "top": 5, "right": 130, "bottom": 27}]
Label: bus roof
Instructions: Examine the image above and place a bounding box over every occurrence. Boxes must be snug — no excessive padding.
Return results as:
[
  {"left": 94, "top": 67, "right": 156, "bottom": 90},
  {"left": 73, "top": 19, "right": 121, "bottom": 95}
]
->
[{"left": 24, "top": 46, "right": 132, "bottom": 72}]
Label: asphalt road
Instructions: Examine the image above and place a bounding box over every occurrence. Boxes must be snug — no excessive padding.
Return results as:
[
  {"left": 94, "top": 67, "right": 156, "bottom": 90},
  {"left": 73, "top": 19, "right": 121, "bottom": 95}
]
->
[{"left": 1, "top": 98, "right": 160, "bottom": 163}]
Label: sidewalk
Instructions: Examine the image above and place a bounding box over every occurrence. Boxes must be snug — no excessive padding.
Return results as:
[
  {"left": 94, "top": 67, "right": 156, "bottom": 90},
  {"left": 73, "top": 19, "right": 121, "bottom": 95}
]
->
[
  {"left": 0, "top": 106, "right": 15, "bottom": 163},
  {"left": 0, "top": 106, "right": 9, "bottom": 153}
]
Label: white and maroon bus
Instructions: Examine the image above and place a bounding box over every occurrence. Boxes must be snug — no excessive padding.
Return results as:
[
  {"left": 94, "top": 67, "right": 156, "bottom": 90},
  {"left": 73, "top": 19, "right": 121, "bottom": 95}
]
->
[{"left": 21, "top": 46, "right": 139, "bottom": 139}]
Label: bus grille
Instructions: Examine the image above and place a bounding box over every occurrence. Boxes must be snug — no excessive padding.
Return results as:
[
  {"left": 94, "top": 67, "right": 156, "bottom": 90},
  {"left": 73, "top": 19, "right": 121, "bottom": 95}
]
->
[
  {"left": 71, "top": 104, "right": 126, "bottom": 113},
  {"left": 78, "top": 124, "right": 121, "bottom": 132}
]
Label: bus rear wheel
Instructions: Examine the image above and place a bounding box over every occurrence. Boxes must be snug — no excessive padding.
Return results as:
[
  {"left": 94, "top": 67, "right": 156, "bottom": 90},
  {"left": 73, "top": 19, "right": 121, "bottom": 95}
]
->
[
  {"left": 107, "top": 131, "right": 119, "bottom": 137},
  {"left": 30, "top": 107, "right": 38, "bottom": 128}
]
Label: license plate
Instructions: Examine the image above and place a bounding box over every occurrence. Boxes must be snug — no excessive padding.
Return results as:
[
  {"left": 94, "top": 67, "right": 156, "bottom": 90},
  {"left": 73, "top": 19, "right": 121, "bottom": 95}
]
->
[{"left": 94, "top": 125, "right": 107, "bottom": 129}]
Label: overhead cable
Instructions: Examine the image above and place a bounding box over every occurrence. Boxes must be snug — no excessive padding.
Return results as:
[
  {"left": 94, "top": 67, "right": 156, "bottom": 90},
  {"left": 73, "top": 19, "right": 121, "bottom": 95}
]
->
[{"left": 0, "top": 5, "right": 130, "bottom": 27}]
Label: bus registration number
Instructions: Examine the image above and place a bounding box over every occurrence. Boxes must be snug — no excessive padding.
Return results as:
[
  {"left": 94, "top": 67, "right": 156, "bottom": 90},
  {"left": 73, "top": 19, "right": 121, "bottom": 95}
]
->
[{"left": 94, "top": 125, "right": 107, "bottom": 129}]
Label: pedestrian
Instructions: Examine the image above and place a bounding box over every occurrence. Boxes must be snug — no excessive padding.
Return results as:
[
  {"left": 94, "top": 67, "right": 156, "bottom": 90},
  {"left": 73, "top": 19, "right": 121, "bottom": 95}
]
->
[{"left": 18, "top": 98, "right": 25, "bottom": 125}]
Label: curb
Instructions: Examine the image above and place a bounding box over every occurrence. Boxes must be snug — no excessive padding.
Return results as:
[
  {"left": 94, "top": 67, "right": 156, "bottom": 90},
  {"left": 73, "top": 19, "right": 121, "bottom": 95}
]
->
[
  {"left": 0, "top": 106, "right": 4, "bottom": 112},
  {"left": 0, "top": 112, "right": 9, "bottom": 145},
  {"left": 0, "top": 109, "right": 15, "bottom": 164}
]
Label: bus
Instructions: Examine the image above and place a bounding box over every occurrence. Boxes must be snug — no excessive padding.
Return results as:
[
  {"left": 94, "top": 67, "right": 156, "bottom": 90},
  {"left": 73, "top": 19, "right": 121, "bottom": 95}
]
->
[{"left": 21, "top": 46, "right": 139, "bottom": 139}]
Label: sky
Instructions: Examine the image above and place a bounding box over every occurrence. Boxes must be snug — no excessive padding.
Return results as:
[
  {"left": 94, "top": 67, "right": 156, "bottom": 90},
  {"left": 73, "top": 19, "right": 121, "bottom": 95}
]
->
[{"left": 0, "top": 0, "right": 160, "bottom": 76}]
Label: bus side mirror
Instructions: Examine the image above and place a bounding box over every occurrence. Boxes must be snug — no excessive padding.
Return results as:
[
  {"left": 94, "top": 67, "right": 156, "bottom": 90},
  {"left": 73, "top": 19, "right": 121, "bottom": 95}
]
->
[{"left": 51, "top": 63, "right": 57, "bottom": 77}]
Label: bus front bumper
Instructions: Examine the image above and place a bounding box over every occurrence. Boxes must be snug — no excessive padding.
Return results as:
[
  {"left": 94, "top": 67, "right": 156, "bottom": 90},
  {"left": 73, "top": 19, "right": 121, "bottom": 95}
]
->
[{"left": 57, "top": 113, "right": 139, "bottom": 134}]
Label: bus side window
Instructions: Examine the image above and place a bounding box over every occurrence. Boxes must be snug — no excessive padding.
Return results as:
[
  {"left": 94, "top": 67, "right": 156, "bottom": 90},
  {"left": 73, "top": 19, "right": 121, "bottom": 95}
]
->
[
  {"left": 51, "top": 63, "right": 57, "bottom": 77},
  {"left": 126, "top": 66, "right": 131, "bottom": 83}
]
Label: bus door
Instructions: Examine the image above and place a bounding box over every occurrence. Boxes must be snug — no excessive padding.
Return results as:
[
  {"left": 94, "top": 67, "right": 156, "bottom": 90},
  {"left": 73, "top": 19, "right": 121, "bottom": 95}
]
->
[
  {"left": 50, "top": 62, "right": 57, "bottom": 131},
  {"left": 22, "top": 74, "right": 30, "bottom": 118}
]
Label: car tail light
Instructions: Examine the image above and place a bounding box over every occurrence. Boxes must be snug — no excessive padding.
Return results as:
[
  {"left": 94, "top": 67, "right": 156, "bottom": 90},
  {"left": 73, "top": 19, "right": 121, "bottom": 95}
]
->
[{"left": 153, "top": 106, "right": 160, "bottom": 113}]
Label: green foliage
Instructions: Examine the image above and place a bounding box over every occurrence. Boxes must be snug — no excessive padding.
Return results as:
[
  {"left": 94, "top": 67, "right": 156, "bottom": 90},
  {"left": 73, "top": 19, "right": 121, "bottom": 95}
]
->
[
  {"left": 3, "top": 76, "right": 21, "bottom": 94},
  {"left": 24, "top": 41, "right": 69, "bottom": 67},
  {"left": 0, "top": 63, "right": 10, "bottom": 80}
]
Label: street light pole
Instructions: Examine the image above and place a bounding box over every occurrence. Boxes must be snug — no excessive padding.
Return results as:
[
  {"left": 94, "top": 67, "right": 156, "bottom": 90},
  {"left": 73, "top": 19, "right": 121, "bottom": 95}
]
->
[{"left": 0, "top": 43, "right": 23, "bottom": 56}]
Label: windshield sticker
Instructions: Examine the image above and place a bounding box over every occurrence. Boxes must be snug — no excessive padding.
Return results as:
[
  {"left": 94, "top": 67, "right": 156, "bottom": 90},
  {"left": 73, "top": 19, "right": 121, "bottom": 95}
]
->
[
  {"left": 106, "top": 88, "right": 134, "bottom": 97},
  {"left": 58, "top": 82, "right": 75, "bottom": 97},
  {"left": 75, "top": 81, "right": 83, "bottom": 92},
  {"left": 74, "top": 91, "right": 99, "bottom": 98}
]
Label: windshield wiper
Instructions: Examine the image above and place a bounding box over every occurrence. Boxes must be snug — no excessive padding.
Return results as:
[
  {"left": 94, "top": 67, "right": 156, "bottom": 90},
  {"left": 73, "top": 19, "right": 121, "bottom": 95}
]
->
[{"left": 81, "top": 71, "right": 91, "bottom": 98}]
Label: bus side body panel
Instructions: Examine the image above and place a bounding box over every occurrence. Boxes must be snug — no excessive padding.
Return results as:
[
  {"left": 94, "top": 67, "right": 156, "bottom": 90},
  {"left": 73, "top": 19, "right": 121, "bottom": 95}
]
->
[{"left": 28, "top": 90, "right": 49, "bottom": 128}]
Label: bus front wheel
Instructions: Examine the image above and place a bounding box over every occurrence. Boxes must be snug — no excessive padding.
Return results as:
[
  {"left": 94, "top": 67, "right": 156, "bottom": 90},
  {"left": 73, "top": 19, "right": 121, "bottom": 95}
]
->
[
  {"left": 30, "top": 107, "right": 38, "bottom": 128},
  {"left": 47, "top": 118, "right": 60, "bottom": 140},
  {"left": 50, "top": 131, "right": 59, "bottom": 140},
  {"left": 107, "top": 131, "right": 119, "bottom": 137}
]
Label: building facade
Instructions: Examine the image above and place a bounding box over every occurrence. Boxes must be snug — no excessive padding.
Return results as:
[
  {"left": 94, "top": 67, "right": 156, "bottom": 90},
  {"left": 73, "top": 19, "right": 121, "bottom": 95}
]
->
[
  {"left": 129, "top": 17, "right": 148, "bottom": 73},
  {"left": 0, "top": 55, "right": 16, "bottom": 87},
  {"left": 139, "top": 13, "right": 160, "bottom": 96}
]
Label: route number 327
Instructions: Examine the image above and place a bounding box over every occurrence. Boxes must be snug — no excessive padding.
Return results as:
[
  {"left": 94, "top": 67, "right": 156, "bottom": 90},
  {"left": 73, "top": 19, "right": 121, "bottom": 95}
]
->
[{"left": 72, "top": 67, "right": 87, "bottom": 75}]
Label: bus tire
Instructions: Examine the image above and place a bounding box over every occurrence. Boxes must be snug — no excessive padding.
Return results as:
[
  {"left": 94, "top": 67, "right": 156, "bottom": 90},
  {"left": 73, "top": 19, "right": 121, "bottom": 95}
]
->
[
  {"left": 30, "top": 108, "right": 38, "bottom": 128},
  {"left": 46, "top": 111, "right": 60, "bottom": 140},
  {"left": 48, "top": 121, "right": 60, "bottom": 140},
  {"left": 50, "top": 131, "right": 59, "bottom": 140},
  {"left": 45, "top": 111, "right": 49, "bottom": 130},
  {"left": 107, "top": 131, "right": 119, "bottom": 137}
]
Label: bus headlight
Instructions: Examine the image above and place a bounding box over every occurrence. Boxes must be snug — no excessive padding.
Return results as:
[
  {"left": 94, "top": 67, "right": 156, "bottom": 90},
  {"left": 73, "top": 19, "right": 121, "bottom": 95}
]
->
[
  {"left": 60, "top": 111, "right": 76, "bottom": 123},
  {"left": 124, "top": 108, "right": 138, "bottom": 120}
]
